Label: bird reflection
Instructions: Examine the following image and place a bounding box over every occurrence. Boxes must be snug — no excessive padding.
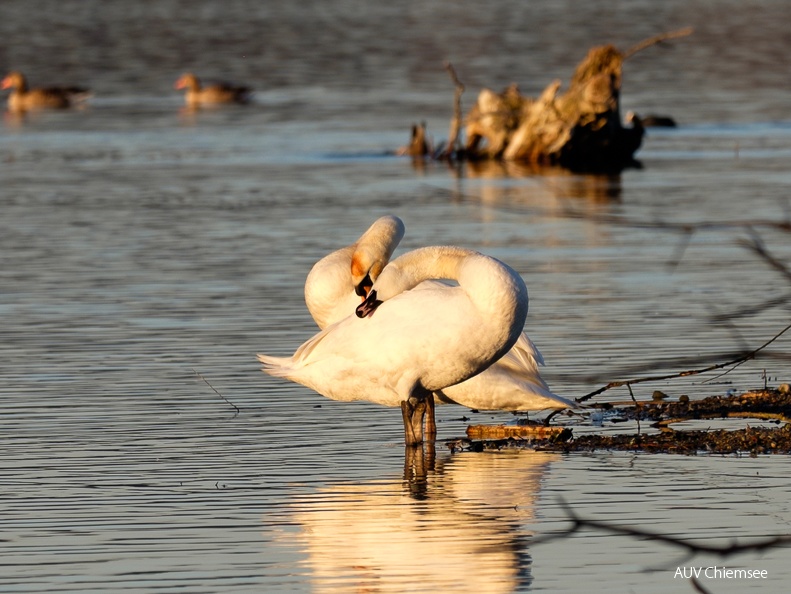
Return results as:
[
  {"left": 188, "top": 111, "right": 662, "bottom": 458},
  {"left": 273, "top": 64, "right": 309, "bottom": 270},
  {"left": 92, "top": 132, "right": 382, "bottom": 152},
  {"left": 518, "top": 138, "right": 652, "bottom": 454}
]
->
[
  {"left": 288, "top": 446, "right": 559, "bottom": 593},
  {"left": 403, "top": 443, "right": 435, "bottom": 499}
]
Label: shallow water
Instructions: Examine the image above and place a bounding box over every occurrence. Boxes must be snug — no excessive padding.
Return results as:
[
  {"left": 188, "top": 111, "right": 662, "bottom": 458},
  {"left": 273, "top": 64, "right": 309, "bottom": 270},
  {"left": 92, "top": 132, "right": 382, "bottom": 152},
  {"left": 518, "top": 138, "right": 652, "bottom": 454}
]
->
[{"left": 2, "top": 1, "right": 791, "bottom": 592}]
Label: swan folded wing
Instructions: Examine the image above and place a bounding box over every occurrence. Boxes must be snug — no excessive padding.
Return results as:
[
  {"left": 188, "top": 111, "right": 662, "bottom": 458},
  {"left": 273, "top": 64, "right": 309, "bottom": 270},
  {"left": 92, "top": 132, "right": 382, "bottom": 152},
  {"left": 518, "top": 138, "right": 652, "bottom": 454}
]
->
[
  {"left": 517, "top": 333, "right": 546, "bottom": 366},
  {"left": 442, "top": 362, "right": 575, "bottom": 411},
  {"left": 291, "top": 323, "right": 336, "bottom": 363},
  {"left": 498, "top": 333, "right": 546, "bottom": 372},
  {"left": 436, "top": 331, "right": 576, "bottom": 411}
]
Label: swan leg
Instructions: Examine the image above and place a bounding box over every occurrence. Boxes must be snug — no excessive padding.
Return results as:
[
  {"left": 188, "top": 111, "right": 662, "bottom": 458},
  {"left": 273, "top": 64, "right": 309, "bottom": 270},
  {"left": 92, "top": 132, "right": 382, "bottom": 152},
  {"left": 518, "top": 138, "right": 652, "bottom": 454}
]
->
[
  {"left": 424, "top": 395, "right": 437, "bottom": 441},
  {"left": 401, "top": 396, "right": 427, "bottom": 445}
]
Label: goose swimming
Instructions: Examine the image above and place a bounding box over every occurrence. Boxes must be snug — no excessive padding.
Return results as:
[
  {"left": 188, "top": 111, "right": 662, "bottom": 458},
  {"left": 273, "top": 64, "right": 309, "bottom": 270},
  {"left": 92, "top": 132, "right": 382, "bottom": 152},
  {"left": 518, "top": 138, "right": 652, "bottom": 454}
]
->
[
  {"left": 1, "top": 71, "right": 91, "bottom": 113},
  {"left": 174, "top": 72, "right": 252, "bottom": 107}
]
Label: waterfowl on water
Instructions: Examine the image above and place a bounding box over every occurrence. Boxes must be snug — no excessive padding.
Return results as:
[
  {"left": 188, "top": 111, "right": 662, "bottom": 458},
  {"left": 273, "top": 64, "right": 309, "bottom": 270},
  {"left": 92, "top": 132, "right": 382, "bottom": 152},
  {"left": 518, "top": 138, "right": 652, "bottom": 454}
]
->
[
  {"left": 304, "top": 215, "right": 571, "bottom": 411},
  {"left": 260, "top": 245, "right": 530, "bottom": 445},
  {"left": 1, "top": 71, "right": 91, "bottom": 112},
  {"left": 173, "top": 72, "right": 252, "bottom": 107},
  {"left": 626, "top": 111, "right": 678, "bottom": 129},
  {"left": 262, "top": 217, "right": 574, "bottom": 445}
]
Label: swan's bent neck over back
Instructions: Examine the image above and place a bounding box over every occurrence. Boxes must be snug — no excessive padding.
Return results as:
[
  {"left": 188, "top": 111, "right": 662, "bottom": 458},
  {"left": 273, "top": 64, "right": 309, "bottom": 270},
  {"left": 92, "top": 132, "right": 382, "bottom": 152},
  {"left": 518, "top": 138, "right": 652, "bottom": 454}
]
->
[
  {"left": 358, "top": 246, "right": 529, "bottom": 368},
  {"left": 304, "top": 215, "right": 404, "bottom": 329}
]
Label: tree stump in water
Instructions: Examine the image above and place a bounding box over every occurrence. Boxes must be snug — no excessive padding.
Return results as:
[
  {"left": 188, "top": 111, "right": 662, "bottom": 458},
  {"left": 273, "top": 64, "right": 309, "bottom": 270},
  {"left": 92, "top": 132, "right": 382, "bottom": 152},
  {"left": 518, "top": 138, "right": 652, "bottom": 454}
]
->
[{"left": 464, "top": 44, "right": 642, "bottom": 172}]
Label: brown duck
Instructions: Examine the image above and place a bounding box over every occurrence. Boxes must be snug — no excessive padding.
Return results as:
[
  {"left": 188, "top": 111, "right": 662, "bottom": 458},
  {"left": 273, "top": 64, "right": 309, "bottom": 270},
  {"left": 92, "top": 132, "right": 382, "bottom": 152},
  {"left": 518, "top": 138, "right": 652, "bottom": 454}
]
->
[
  {"left": 1, "top": 71, "right": 91, "bottom": 112},
  {"left": 174, "top": 73, "right": 252, "bottom": 107}
]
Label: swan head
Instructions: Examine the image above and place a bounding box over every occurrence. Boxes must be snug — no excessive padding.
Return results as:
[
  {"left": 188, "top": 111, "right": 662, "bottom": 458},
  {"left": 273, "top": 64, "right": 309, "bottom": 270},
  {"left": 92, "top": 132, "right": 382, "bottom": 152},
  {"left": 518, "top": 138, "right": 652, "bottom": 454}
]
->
[
  {"left": 351, "top": 254, "right": 381, "bottom": 298},
  {"left": 355, "top": 289, "right": 382, "bottom": 317},
  {"left": 354, "top": 259, "right": 409, "bottom": 318},
  {"left": 350, "top": 215, "right": 405, "bottom": 298}
]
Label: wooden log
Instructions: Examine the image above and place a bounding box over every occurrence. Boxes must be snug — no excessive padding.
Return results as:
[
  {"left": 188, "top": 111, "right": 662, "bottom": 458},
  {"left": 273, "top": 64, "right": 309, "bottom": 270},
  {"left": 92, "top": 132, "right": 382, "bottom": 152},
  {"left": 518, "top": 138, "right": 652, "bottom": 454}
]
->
[
  {"left": 466, "top": 424, "right": 567, "bottom": 440},
  {"left": 463, "top": 44, "right": 643, "bottom": 171}
]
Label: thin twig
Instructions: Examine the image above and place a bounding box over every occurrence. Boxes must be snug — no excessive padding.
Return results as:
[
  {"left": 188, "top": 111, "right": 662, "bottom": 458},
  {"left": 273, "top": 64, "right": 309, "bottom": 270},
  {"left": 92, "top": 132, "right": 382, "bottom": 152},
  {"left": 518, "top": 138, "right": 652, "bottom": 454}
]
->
[
  {"left": 553, "top": 212, "right": 791, "bottom": 319},
  {"left": 691, "top": 577, "right": 714, "bottom": 594},
  {"left": 557, "top": 207, "right": 791, "bottom": 234},
  {"left": 623, "top": 27, "right": 695, "bottom": 60},
  {"left": 739, "top": 230, "right": 791, "bottom": 283},
  {"left": 444, "top": 61, "right": 465, "bottom": 156},
  {"left": 709, "top": 292, "right": 791, "bottom": 323},
  {"left": 666, "top": 228, "right": 694, "bottom": 272},
  {"left": 701, "top": 315, "right": 750, "bottom": 384},
  {"left": 627, "top": 384, "right": 642, "bottom": 433},
  {"left": 577, "top": 323, "right": 791, "bottom": 402},
  {"left": 192, "top": 368, "right": 240, "bottom": 416}
]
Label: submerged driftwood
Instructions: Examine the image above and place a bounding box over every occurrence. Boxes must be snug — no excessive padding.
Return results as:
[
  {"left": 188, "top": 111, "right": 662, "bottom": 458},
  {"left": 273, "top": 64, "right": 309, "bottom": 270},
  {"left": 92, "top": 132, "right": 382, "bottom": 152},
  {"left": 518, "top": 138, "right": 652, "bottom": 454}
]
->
[
  {"left": 465, "top": 44, "right": 640, "bottom": 171},
  {"left": 450, "top": 388, "right": 791, "bottom": 456},
  {"left": 404, "top": 29, "right": 691, "bottom": 172}
]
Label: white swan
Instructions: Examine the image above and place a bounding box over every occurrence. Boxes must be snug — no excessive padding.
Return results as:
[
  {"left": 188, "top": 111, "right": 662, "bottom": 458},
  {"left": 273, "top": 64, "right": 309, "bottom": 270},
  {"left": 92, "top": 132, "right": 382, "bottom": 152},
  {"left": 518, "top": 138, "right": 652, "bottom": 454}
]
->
[
  {"left": 304, "top": 215, "right": 405, "bottom": 330},
  {"left": 259, "top": 246, "right": 530, "bottom": 444},
  {"left": 300, "top": 216, "right": 574, "bottom": 415}
]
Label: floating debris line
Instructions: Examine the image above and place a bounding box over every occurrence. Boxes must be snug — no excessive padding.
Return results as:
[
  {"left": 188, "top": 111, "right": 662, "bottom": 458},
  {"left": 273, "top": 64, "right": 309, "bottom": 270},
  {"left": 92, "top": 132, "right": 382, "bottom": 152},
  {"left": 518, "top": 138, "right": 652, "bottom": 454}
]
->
[{"left": 451, "top": 388, "right": 791, "bottom": 456}]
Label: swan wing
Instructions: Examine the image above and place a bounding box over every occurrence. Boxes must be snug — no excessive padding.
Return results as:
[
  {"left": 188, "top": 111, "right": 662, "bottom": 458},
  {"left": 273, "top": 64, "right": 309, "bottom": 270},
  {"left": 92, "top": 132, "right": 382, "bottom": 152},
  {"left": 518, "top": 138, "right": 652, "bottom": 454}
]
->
[
  {"left": 499, "top": 332, "right": 546, "bottom": 372},
  {"left": 259, "top": 282, "right": 492, "bottom": 405},
  {"left": 436, "top": 331, "right": 576, "bottom": 411}
]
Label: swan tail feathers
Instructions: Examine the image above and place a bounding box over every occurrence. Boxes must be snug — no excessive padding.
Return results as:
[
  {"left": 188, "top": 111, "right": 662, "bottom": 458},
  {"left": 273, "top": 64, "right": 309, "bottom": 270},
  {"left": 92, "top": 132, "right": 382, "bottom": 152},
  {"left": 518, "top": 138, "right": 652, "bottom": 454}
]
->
[
  {"left": 531, "top": 385, "right": 577, "bottom": 409},
  {"left": 258, "top": 323, "right": 335, "bottom": 376},
  {"left": 257, "top": 353, "right": 296, "bottom": 378}
]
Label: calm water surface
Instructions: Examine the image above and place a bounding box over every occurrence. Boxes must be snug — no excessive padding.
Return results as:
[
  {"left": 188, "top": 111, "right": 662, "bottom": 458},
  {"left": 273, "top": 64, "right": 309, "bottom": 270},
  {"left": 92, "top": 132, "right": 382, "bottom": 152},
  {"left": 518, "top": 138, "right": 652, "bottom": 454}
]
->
[{"left": 2, "top": 1, "right": 791, "bottom": 592}]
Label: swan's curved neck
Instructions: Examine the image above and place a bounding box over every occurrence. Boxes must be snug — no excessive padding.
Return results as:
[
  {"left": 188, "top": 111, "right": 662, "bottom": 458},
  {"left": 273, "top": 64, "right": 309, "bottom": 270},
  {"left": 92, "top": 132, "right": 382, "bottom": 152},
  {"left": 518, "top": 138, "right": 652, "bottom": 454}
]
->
[
  {"left": 350, "top": 215, "right": 405, "bottom": 288},
  {"left": 386, "top": 245, "right": 472, "bottom": 290},
  {"left": 363, "top": 245, "right": 528, "bottom": 322}
]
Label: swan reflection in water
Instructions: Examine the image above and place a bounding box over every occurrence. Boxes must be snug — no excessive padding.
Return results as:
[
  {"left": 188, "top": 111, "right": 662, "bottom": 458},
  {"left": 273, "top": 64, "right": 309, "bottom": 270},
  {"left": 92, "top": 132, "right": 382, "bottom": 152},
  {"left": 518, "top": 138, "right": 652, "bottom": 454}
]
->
[{"left": 286, "top": 447, "right": 559, "bottom": 593}]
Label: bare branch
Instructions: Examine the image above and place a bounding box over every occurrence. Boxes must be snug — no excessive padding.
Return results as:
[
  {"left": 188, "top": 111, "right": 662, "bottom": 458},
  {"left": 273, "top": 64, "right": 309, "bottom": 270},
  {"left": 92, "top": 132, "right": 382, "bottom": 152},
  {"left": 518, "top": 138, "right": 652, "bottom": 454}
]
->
[
  {"left": 623, "top": 27, "right": 695, "bottom": 60},
  {"left": 691, "top": 578, "right": 714, "bottom": 594},
  {"left": 709, "top": 292, "right": 791, "bottom": 322},
  {"left": 443, "top": 61, "right": 465, "bottom": 157},
  {"left": 739, "top": 230, "right": 791, "bottom": 283},
  {"left": 577, "top": 323, "right": 791, "bottom": 402},
  {"left": 557, "top": 206, "right": 791, "bottom": 234},
  {"left": 532, "top": 498, "right": 791, "bottom": 558},
  {"left": 666, "top": 228, "right": 695, "bottom": 272},
  {"left": 192, "top": 368, "right": 240, "bottom": 416}
]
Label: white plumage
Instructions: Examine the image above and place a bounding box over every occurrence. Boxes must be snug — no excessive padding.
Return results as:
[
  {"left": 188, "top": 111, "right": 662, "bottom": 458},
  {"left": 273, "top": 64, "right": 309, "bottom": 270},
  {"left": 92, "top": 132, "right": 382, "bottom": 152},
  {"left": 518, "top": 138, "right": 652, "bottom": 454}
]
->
[{"left": 259, "top": 217, "right": 574, "bottom": 443}]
